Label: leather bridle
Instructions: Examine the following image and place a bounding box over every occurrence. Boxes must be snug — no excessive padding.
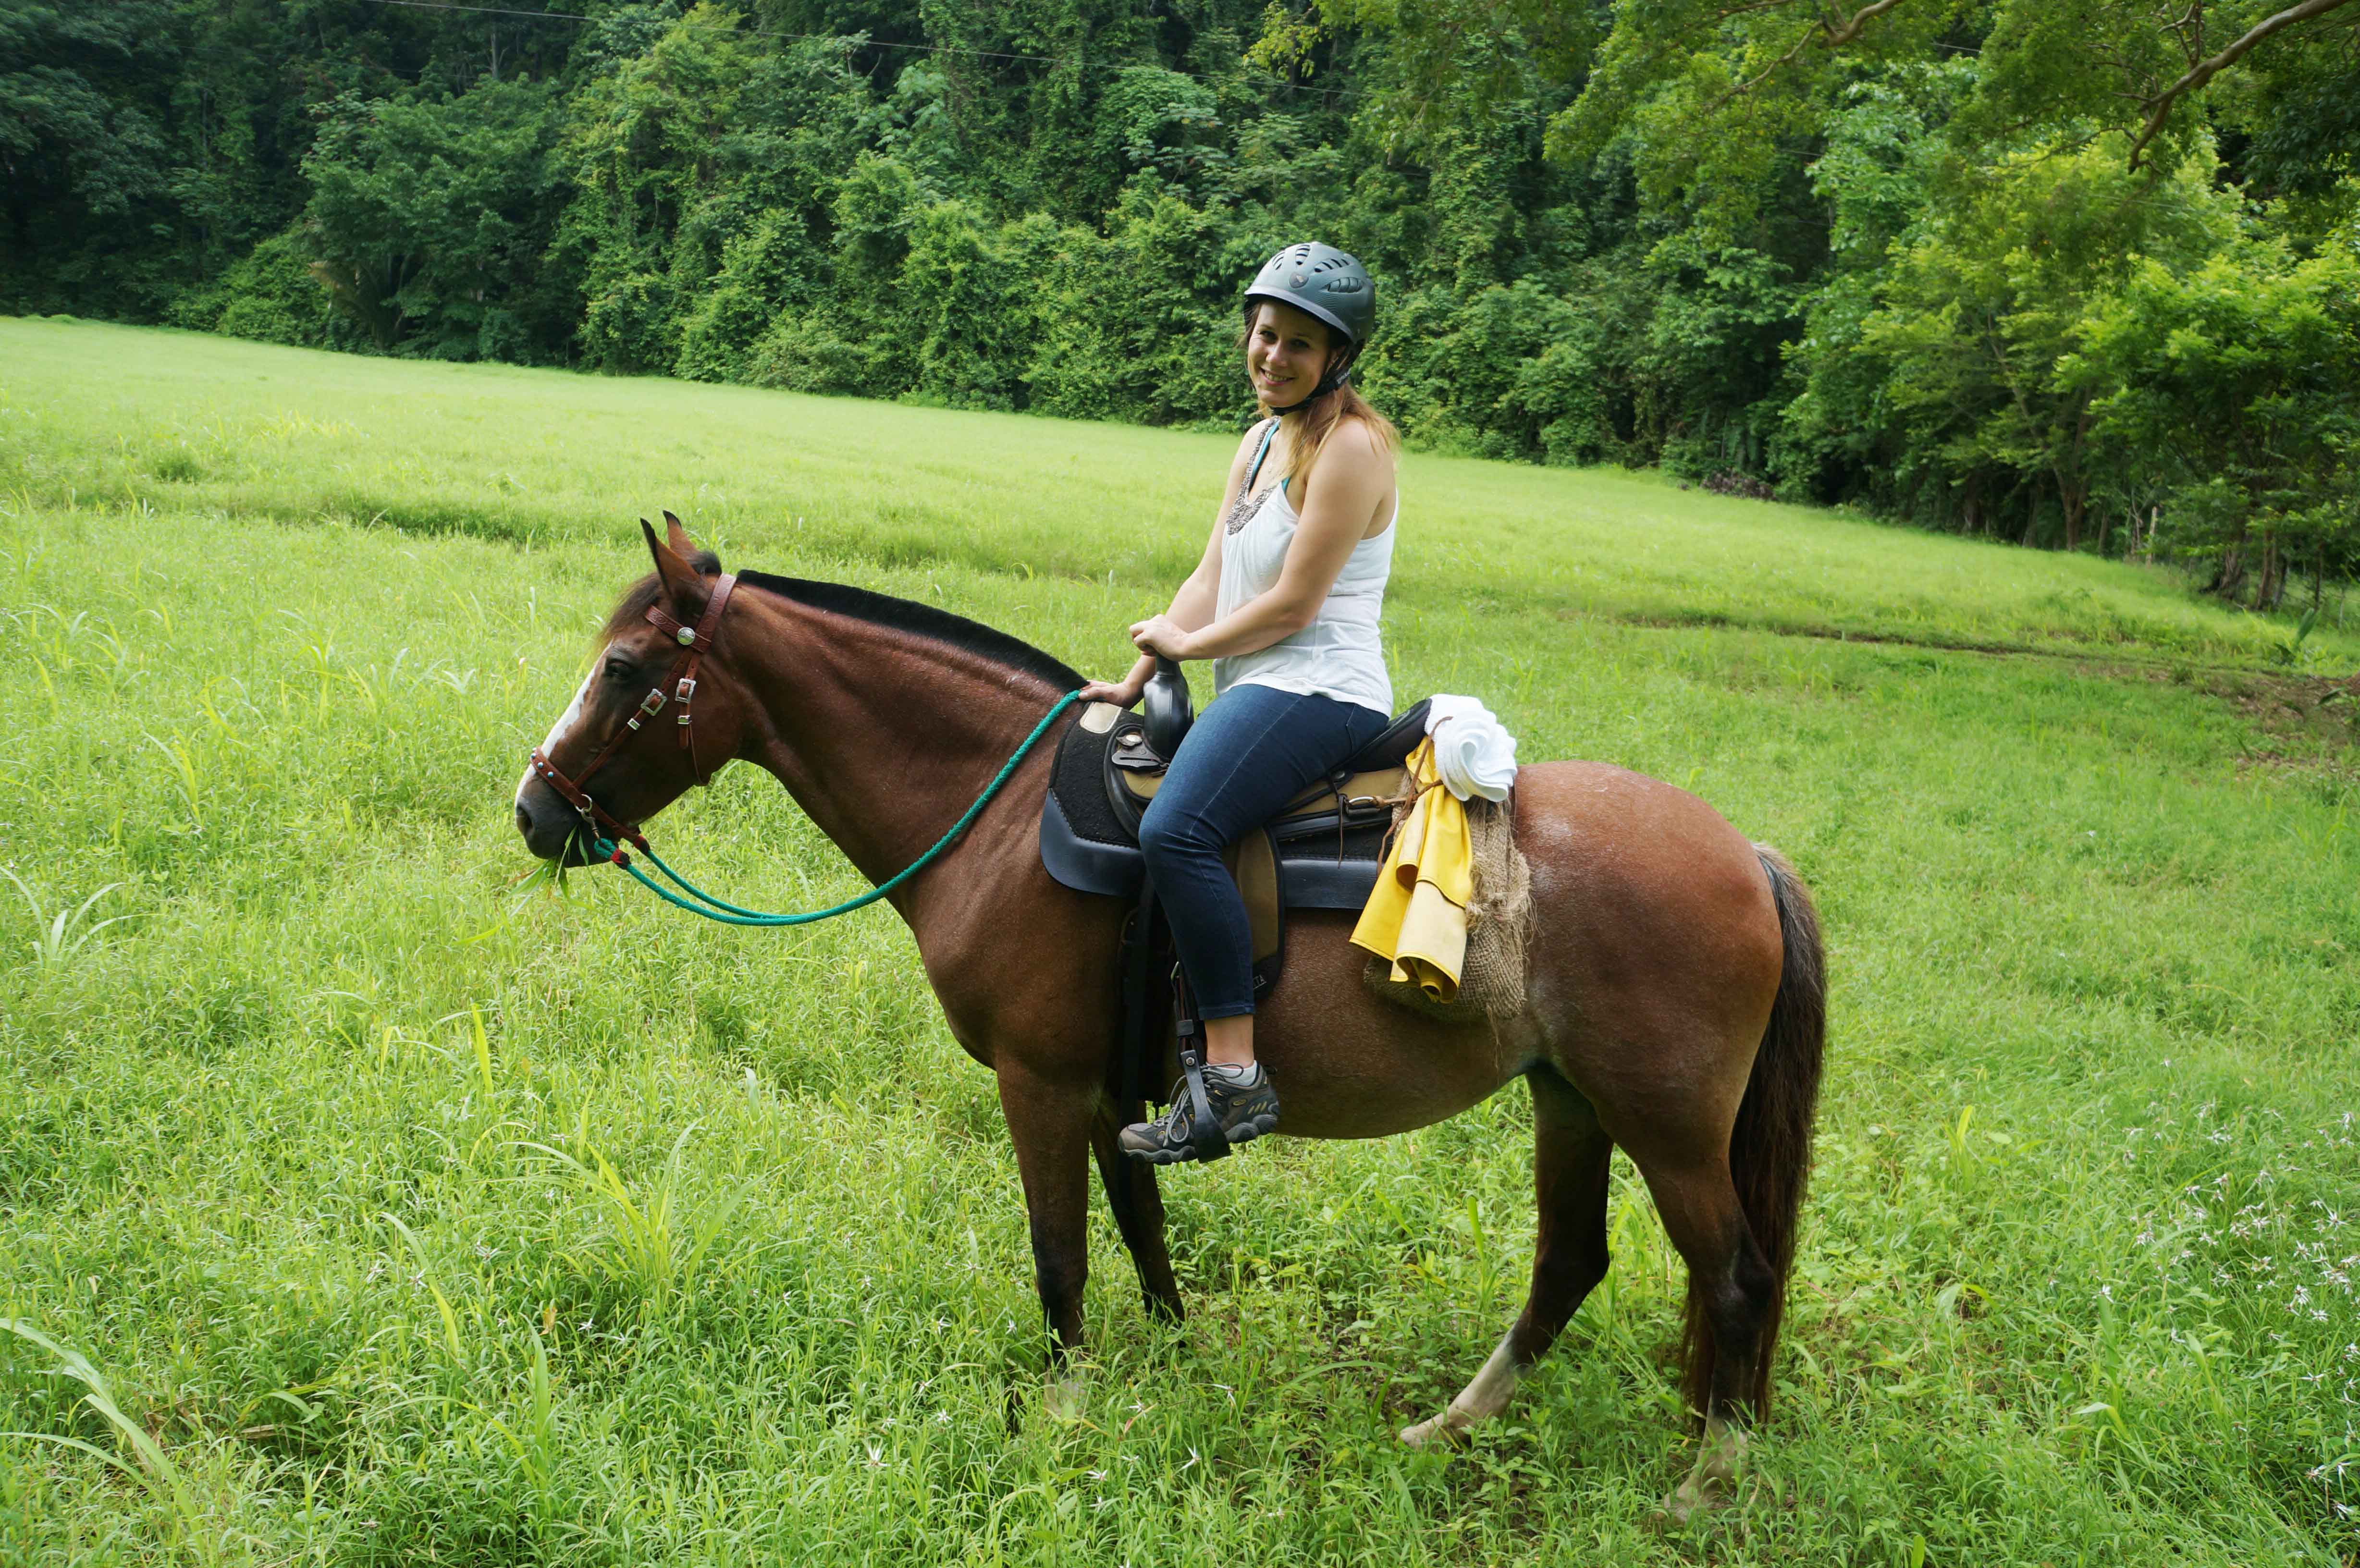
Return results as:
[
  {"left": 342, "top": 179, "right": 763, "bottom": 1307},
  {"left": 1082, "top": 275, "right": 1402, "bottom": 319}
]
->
[{"left": 528, "top": 572, "right": 739, "bottom": 863}]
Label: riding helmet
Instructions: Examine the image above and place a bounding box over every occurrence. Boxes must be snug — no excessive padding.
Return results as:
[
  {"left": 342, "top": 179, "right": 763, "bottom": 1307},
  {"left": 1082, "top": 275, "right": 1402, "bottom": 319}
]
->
[{"left": 1241, "top": 242, "right": 1375, "bottom": 410}]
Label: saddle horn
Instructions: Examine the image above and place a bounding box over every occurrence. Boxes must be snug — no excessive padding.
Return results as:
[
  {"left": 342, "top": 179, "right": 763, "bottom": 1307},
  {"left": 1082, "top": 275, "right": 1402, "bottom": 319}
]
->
[{"left": 1142, "top": 657, "right": 1194, "bottom": 759}]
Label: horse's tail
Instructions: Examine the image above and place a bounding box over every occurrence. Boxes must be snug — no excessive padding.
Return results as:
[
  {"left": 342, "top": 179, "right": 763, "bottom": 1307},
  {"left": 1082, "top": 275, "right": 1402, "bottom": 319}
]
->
[{"left": 1684, "top": 845, "right": 1826, "bottom": 1419}]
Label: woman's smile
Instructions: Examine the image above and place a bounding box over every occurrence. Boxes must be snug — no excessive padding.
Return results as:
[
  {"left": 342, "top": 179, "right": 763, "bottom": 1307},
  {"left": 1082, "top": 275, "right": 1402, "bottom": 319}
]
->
[{"left": 1246, "top": 302, "right": 1336, "bottom": 405}]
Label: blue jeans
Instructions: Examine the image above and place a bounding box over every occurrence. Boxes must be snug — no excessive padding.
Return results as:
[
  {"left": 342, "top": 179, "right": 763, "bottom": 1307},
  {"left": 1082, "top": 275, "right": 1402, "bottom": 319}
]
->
[{"left": 1138, "top": 683, "right": 1390, "bottom": 1019}]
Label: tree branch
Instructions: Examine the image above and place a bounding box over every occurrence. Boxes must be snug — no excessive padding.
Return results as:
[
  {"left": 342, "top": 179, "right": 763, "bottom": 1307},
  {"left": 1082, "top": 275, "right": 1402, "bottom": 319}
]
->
[
  {"left": 1702, "top": 0, "right": 1909, "bottom": 112},
  {"left": 1819, "top": 0, "right": 1910, "bottom": 47},
  {"left": 2127, "top": 0, "right": 2360, "bottom": 167}
]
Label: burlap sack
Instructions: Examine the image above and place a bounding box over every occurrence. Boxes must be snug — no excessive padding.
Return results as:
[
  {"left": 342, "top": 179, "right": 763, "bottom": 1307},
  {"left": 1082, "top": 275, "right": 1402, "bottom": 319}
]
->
[{"left": 1363, "top": 793, "right": 1532, "bottom": 1020}]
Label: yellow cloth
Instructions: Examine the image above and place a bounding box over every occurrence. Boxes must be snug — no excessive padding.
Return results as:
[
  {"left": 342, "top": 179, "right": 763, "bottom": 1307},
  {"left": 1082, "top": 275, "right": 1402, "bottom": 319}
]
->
[{"left": 1349, "top": 737, "right": 1475, "bottom": 1002}]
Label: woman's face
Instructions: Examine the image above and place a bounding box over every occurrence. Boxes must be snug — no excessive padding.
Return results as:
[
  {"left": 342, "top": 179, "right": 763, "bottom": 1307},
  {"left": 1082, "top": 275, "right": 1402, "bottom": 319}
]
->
[{"left": 1245, "top": 302, "right": 1333, "bottom": 408}]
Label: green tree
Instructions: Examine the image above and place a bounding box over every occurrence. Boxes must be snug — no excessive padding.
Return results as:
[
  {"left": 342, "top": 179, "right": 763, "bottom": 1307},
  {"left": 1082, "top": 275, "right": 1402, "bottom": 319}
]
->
[
  {"left": 302, "top": 81, "right": 573, "bottom": 359},
  {"left": 1785, "top": 139, "right": 2237, "bottom": 545},
  {"left": 0, "top": 1, "right": 180, "bottom": 314},
  {"left": 2069, "top": 242, "right": 2360, "bottom": 604}
]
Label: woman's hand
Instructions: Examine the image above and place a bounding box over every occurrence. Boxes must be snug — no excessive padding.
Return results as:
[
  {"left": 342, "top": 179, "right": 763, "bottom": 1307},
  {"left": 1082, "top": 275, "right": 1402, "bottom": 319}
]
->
[
  {"left": 1128, "top": 614, "right": 1196, "bottom": 661},
  {"left": 1078, "top": 673, "right": 1145, "bottom": 706}
]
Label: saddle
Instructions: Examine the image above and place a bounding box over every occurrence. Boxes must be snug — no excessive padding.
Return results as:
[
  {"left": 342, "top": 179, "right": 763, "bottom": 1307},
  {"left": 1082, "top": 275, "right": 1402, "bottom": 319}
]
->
[{"left": 1039, "top": 661, "right": 1429, "bottom": 1153}]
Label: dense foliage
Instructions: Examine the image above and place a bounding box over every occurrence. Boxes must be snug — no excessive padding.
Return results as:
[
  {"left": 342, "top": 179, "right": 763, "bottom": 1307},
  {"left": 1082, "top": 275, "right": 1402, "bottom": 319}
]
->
[{"left": 7, "top": 0, "right": 2357, "bottom": 595}]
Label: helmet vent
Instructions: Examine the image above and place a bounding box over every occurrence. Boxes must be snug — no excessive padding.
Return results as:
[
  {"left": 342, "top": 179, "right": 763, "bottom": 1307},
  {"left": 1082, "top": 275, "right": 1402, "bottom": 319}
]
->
[{"left": 1244, "top": 241, "right": 1376, "bottom": 350}]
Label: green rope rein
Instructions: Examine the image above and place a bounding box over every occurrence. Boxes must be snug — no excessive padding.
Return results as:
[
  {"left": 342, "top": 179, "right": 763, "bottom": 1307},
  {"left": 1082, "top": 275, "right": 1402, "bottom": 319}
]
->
[{"left": 589, "top": 690, "right": 1081, "bottom": 929}]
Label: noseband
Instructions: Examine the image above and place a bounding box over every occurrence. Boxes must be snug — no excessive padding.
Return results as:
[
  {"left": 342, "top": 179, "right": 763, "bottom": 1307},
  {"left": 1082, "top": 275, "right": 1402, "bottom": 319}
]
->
[{"left": 529, "top": 572, "right": 739, "bottom": 862}]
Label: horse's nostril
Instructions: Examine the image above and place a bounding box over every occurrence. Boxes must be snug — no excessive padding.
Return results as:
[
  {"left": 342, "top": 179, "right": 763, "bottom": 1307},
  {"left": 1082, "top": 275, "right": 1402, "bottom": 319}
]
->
[{"left": 515, "top": 801, "right": 533, "bottom": 836}]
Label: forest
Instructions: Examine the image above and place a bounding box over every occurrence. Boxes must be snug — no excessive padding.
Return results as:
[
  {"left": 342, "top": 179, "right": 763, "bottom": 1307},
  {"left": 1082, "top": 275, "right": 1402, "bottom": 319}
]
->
[{"left": 8, "top": 0, "right": 2358, "bottom": 600}]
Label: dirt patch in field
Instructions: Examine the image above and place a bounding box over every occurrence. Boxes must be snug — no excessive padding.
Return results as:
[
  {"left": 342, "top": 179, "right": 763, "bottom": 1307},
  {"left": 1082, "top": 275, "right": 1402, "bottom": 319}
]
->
[
  {"left": 2195, "top": 669, "right": 2360, "bottom": 780},
  {"left": 1569, "top": 608, "right": 2281, "bottom": 675},
  {"left": 1584, "top": 607, "right": 2360, "bottom": 773}
]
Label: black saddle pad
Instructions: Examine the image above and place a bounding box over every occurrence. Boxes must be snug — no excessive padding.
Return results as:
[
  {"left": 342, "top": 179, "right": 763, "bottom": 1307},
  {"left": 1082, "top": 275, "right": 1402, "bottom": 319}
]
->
[{"left": 1040, "top": 704, "right": 1398, "bottom": 910}]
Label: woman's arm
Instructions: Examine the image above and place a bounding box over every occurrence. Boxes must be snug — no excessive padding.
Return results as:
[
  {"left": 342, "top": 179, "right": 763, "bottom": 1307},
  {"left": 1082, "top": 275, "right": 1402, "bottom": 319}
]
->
[
  {"left": 1132, "top": 418, "right": 1389, "bottom": 663},
  {"left": 1081, "top": 424, "right": 1265, "bottom": 703}
]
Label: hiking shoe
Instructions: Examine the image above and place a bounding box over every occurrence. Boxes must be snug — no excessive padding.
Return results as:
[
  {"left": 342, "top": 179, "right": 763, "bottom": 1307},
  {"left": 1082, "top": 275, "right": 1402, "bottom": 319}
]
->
[{"left": 1119, "top": 1063, "right": 1280, "bottom": 1163}]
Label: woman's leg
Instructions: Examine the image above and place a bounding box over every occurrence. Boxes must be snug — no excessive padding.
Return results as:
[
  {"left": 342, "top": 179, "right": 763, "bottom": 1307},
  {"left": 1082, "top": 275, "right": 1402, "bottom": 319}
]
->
[{"left": 1126, "top": 686, "right": 1387, "bottom": 1159}]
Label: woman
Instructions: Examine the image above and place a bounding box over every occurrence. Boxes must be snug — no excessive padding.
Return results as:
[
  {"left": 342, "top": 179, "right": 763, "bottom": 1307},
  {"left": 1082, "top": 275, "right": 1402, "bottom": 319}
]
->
[{"left": 1080, "top": 242, "right": 1401, "bottom": 1164}]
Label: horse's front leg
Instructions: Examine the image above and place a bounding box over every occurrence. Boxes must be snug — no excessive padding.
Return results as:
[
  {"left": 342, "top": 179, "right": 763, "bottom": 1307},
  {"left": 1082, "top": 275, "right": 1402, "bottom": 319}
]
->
[
  {"left": 1090, "top": 1096, "right": 1182, "bottom": 1321},
  {"left": 995, "top": 1054, "right": 1100, "bottom": 1417}
]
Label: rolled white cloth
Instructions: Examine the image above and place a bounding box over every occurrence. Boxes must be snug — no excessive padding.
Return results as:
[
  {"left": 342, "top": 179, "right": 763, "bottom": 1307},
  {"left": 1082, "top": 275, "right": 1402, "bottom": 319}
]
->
[{"left": 1423, "top": 694, "right": 1519, "bottom": 802}]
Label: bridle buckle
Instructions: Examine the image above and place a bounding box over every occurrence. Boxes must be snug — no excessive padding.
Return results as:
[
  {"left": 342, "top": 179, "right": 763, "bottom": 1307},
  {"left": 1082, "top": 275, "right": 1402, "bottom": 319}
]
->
[{"left": 526, "top": 571, "right": 739, "bottom": 848}]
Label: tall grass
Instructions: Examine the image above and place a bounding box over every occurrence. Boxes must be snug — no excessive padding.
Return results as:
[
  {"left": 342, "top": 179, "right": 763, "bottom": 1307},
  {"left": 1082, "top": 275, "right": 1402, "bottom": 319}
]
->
[
  {"left": 0, "top": 320, "right": 2353, "bottom": 1565},
  {"left": 2, "top": 318, "right": 2351, "bottom": 671}
]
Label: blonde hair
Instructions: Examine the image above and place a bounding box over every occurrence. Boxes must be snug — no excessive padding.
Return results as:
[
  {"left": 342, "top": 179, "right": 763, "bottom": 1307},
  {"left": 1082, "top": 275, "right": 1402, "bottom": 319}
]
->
[{"left": 1278, "top": 380, "right": 1397, "bottom": 486}]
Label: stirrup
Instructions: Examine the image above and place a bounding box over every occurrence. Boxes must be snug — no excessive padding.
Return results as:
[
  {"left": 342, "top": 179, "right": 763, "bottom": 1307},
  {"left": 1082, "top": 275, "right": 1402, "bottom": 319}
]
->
[{"left": 1172, "top": 979, "right": 1231, "bottom": 1164}]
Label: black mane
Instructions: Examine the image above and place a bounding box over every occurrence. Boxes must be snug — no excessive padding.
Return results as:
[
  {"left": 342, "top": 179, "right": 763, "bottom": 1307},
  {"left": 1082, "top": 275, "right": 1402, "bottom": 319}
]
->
[{"left": 737, "top": 571, "right": 1082, "bottom": 693}]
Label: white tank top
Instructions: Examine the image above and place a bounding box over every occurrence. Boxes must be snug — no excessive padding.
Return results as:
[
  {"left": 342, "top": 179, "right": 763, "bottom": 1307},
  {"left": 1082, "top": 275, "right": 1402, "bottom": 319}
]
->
[{"left": 1212, "top": 431, "right": 1396, "bottom": 716}]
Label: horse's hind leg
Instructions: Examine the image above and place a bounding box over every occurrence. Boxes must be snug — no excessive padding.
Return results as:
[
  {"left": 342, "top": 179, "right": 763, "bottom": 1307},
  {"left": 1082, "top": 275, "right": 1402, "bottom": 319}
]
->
[
  {"left": 1090, "top": 1097, "right": 1182, "bottom": 1321},
  {"left": 1638, "top": 1157, "right": 1778, "bottom": 1519},
  {"left": 1401, "top": 1067, "right": 1613, "bottom": 1446}
]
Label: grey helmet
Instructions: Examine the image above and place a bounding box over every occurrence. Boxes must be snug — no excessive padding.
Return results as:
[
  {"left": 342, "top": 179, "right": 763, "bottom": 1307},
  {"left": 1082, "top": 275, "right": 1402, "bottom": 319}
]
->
[{"left": 1241, "top": 242, "right": 1374, "bottom": 411}]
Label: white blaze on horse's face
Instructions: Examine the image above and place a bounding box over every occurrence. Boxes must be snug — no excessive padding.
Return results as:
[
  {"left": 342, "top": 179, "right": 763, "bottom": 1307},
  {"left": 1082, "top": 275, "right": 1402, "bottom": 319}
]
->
[{"left": 516, "top": 660, "right": 601, "bottom": 808}]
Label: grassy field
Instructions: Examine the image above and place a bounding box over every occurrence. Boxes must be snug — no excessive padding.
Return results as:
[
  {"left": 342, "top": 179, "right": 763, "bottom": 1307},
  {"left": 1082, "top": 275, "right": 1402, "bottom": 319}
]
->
[{"left": 0, "top": 318, "right": 2355, "bottom": 1566}]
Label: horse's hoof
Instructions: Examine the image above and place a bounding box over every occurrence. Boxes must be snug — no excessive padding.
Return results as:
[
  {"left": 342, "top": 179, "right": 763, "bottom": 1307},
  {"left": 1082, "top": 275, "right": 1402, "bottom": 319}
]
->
[
  {"left": 1399, "top": 1414, "right": 1446, "bottom": 1448},
  {"left": 1661, "top": 1418, "right": 1747, "bottom": 1525},
  {"left": 1400, "top": 1336, "right": 1519, "bottom": 1449},
  {"left": 1043, "top": 1371, "right": 1089, "bottom": 1423},
  {"left": 1661, "top": 1477, "right": 1725, "bottom": 1527},
  {"left": 1399, "top": 1409, "right": 1467, "bottom": 1448}
]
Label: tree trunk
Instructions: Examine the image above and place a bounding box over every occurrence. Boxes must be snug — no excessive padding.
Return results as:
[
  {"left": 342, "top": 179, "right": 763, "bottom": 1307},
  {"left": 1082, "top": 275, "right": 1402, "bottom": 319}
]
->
[
  {"left": 2255, "top": 533, "right": 2285, "bottom": 611},
  {"left": 2211, "top": 529, "right": 2248, "bottom": 599},
  {"left": 2059, "top": 405, "right": 2092, "bottom": 553}
]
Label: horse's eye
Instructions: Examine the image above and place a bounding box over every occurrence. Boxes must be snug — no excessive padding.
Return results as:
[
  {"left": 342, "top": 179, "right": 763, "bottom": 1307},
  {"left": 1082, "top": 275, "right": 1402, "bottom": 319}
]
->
[{"left": 603, "top": 657, "right": 634, "bottom": 681}]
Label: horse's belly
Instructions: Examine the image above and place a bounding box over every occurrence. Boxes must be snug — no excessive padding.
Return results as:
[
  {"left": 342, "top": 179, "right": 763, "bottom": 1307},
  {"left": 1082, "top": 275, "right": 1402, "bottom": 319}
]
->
[{"left": 1242, "top": 915, "right": 1524, "bottom": 1140}]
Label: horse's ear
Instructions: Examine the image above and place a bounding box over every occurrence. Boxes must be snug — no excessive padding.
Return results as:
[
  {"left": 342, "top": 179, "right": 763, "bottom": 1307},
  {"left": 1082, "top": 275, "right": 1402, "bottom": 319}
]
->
[
  {"left": 640, "top": 517, "right": 709, "bottom": 618},
  {"left": 661, "top": 508, "right": 723, "bottom": 576}
]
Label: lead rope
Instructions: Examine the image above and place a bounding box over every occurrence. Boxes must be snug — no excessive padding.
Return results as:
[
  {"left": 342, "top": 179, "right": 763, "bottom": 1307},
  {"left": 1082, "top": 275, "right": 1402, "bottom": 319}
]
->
[{"left": 586, "top": 690, "right": 1082, "bottom": 929}]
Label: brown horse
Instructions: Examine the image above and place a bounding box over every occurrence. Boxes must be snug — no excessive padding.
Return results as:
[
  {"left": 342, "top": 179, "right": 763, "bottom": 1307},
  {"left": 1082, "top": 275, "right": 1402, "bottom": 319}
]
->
[{"left": 514, "top": 521, "right": 1825, "bottom": 1517}]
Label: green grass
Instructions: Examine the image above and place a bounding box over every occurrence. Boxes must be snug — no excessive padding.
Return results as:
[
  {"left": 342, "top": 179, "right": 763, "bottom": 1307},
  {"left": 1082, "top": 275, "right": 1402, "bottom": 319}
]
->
[{"left": 1, "top": 318, "right": 2355, "bottom": 1566}]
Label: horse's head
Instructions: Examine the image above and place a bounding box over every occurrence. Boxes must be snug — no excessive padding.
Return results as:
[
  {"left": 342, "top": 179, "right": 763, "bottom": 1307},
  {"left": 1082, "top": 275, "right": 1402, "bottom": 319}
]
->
[{"left": 513, "top": 514, "right": 755, "bottom": 864}]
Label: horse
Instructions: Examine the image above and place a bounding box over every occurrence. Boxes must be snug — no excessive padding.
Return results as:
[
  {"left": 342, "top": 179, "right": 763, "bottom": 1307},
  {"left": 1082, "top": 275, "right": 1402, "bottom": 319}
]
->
[{"left": 513, "top": 519, "right": 1825, "bottom": 1518}]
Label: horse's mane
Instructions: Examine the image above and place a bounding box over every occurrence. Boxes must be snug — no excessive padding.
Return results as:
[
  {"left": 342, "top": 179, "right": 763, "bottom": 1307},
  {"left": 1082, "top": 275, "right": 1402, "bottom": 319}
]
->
[{"left": 601, "top": 562, "right": 1082, "bottom": 694}]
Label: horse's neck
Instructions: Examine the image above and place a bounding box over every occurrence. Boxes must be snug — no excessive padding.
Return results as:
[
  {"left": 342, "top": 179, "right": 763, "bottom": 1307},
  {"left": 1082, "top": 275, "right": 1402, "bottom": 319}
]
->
[{"left": 733, "top": 602, "right": 1057, "bottom": 894}]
